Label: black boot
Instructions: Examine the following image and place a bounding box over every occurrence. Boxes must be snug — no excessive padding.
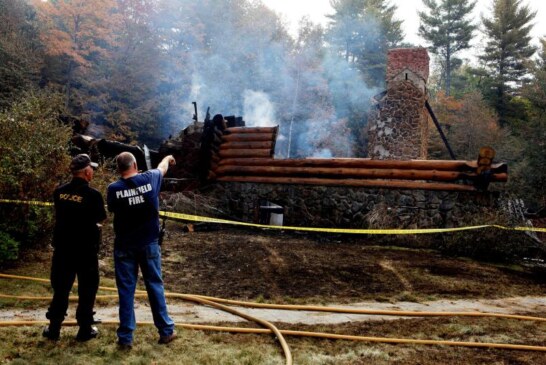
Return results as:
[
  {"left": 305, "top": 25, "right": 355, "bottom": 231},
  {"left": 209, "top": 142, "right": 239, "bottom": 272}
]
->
[
  {"left": 76, "top": 325, "right": 99, "bottom": 342},
  {"left": 42, "top": 324, "right": 61, "bottom": 341}
]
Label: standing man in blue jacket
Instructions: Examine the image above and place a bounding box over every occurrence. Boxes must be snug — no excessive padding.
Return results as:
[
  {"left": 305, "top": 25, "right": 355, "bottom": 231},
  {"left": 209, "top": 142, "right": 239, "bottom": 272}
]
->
[{"left": 107, "top": 152, "right": 176, "bottom": 349}]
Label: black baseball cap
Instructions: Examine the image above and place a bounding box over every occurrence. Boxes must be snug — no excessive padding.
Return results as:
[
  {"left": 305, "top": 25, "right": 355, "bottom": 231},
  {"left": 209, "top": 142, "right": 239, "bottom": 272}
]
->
[{"left": 70, "top": 154, "right": 98, "bottom": 171}]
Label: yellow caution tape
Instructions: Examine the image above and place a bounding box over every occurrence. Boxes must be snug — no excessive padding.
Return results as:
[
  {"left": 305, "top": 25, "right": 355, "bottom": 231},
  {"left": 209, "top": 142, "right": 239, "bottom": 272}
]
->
[
  {"left": 0, "top": 199, "right": 53, "bottom": 207},
  {"left": 1, "top": 198, "right": 545, "bottom": 234},
  {"left": 159, "top": 212, "right": 546, "bottom": 234},
  {"left": 159, "top": 210, "right": 495, "bottom": 234}
]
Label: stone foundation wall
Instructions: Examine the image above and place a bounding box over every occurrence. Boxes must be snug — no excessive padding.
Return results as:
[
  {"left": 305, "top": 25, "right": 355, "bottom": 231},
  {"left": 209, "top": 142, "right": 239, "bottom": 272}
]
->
[
  {"left": 204, "top": 182, "right": 499, "bottom": 229},
  {"left": 367, "top": 48, "right": 430, "bottom": 160}
]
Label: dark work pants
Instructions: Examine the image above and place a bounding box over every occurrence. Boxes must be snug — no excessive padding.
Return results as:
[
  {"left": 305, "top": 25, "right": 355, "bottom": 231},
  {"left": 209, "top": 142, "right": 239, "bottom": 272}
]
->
[{"left": 46, "top": 248, "right": 99, "bottom": 328}]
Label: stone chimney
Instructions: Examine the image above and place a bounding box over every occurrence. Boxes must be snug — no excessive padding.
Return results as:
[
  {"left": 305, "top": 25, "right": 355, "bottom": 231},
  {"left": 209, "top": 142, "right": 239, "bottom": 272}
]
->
[{"left": 367, "top": 48, "right": 430, "bottom": 160}]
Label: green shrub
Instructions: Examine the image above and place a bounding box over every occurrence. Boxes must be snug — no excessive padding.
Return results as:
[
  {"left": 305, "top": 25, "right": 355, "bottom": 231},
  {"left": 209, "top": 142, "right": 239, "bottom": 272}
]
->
[
  {"left": 0, "top": 230, "right": 18, "bottom": 263},
  {"left": 0, "top": 90, "right": 72, "bottom": 253}
]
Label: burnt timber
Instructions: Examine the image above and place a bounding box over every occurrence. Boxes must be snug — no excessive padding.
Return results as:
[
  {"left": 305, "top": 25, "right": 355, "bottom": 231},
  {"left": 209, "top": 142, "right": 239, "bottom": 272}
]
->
[{"left": 198, "top": 126, "right": 508, "bottom": 192}]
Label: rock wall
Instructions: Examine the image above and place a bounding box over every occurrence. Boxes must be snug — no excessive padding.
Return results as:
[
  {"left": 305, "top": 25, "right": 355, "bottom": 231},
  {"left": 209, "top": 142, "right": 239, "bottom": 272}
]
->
[
  {"left": 368, "top": 48, "right": 430, "bottom": 160},
  {"left": 204, "top": 182, "right": 499, "bottom": 229}
]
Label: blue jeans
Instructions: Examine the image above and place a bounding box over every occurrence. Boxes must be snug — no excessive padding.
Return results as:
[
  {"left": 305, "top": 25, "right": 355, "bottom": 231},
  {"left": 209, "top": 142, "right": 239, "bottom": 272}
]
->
[{"left": 114, "top": 242, "right": 174, "bottom": 344}]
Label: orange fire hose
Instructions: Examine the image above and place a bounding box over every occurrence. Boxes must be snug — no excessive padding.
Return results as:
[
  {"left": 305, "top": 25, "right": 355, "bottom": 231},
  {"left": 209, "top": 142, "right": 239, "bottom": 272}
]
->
[
  {"left": 1, "top": 273, "right": 546, "bottom": 356},
  {"left": 0, "top": 320, "right": 545, "bottom": 352},
  {"left": 1, "top": 273, "right": 544, "bottom": 323}
]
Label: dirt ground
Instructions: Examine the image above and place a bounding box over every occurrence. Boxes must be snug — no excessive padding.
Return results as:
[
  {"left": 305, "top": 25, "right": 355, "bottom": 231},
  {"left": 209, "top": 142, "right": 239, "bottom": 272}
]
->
[
  {"left": 2, "top": 222, "right": 546, "bottom": 364},
  {"left": 99, "top": 222, "right": 546, "bottom": 304}
]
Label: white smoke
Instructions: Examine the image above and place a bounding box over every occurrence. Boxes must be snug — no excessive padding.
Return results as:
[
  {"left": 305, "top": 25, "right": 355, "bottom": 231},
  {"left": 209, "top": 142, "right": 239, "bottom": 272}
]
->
[
  {"left": 242, "top": 90, "right": 277, "bottom": 127},
  {"left": 312, "top": 148, "right": 333, "bottom": 158}
]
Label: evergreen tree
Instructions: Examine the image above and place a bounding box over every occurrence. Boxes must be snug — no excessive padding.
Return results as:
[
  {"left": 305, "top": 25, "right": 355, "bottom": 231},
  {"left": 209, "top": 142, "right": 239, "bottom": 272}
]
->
[
  {"left": 327, "top": 0, "right": 403, "bottom": 88},
  {"left": 418, "top": 0, "right": 476, "bottom": 96},
  {"left": 325, "top": 0, "right": 403, "bottom": 157},
  {"left": 480, "top": 0, "right": 536, "bottom": 126},
  {"left": 519, "top": 38, "right": 546, "bottom": 207}
]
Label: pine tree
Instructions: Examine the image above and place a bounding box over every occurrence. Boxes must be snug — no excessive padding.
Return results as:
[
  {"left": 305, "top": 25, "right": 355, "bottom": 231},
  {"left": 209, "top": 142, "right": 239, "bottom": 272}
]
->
[
  {"left": 480, "top": 0, "right": 536, "bottom": 126},
  {"left": 327, "top": 0, "right": 403, "bottom": 88},
  {"left": 519, "top": 38, "right": 546, "bottom": 207},
  {"left": 418, "top": 0, "right": 476, "bottom": 96}
]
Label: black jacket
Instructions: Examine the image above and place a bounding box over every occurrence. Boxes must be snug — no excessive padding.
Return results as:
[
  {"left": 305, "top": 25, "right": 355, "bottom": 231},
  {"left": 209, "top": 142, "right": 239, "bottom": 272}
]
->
[{"left": 53, "top": 177, "right": 106, "bottom": 251}]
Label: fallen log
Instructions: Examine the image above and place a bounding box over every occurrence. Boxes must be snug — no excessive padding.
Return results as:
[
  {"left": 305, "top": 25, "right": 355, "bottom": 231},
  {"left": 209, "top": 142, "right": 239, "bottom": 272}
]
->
[
  {"left": 215, "top": 165, "right": 508, "bottom": 182},
  {"left": 218, "top": 157, "right": 507, "bottom": 173},
  {"left": 71, "top": 134, "right": 97, "bottom": 150},
  {"left": 217, "top": 176, "right": 477, "bottom": 191}
]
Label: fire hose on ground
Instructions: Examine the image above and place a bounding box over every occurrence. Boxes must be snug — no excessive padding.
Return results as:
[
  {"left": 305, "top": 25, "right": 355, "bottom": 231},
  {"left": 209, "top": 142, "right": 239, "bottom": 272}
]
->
[{"left": 0, "top": 273, "right": 545, "bottom": 365}]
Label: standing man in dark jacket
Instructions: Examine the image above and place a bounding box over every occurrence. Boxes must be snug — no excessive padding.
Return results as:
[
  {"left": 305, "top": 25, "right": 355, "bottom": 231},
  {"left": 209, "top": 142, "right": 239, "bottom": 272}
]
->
[
  {"left": 43, "top": 154, "right": 106, "bottom": 341},
  {"left": 107, "top": 152, "right": 176, "bottom": 349}
]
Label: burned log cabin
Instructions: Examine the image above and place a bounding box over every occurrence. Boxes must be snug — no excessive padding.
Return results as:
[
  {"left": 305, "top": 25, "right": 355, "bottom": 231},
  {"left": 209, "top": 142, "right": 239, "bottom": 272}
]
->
[
  {"left": 170, "top": 48, "right": 509, "bottom": 229},
  {"left": 75, "top": 47, "right": 510, "bottom": 230}
]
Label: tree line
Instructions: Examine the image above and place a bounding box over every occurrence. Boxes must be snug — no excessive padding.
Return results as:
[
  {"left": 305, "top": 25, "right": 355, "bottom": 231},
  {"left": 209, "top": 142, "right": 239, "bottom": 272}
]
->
[{"left": 0, "top": 0, "right": 544, "bottom": 260}]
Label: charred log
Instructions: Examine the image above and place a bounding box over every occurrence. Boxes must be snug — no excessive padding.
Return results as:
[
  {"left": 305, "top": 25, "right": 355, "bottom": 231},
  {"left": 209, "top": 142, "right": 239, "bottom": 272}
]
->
[
  {"left": 96, "top": 139, "right": 147, "bottom": 171},
  {"left": 225, "top": 116, "right": 245, "bottom": 128}
]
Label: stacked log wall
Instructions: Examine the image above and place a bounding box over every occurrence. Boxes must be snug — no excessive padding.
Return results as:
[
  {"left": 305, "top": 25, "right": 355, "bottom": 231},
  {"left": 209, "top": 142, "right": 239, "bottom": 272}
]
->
[
  {"left": 213, "top": 154, "right": 508, "bottom": 191},
  {"left": 203, "top": 124, "right": 507, "bottom": 229}
]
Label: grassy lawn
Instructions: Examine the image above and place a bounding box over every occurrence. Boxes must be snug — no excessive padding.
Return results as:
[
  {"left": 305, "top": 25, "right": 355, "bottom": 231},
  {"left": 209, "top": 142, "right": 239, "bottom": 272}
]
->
[
  {"left": 1, "top": 317, "right": 545, "bottom": 364},
  {"left": 1, "top": 231, "right": 545, "bottom": 364}
]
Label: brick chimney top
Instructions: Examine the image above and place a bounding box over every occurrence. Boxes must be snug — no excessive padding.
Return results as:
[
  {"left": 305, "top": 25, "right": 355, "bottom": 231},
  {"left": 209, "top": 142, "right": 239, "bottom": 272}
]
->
[{"left": 386, "top": 48, "right": 429, "bottom": 82}]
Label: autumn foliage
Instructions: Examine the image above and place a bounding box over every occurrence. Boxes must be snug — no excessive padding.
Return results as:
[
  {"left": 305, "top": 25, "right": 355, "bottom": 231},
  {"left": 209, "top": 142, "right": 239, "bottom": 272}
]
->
[{"left": 428, "top": 91, "right": 508, "bottom": 161}]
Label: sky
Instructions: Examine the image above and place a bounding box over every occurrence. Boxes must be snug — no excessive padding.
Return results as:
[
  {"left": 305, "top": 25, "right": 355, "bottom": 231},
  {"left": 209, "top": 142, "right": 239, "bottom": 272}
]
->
[{"left": 262, "top": 0, "right": 546, "bottom": 63}]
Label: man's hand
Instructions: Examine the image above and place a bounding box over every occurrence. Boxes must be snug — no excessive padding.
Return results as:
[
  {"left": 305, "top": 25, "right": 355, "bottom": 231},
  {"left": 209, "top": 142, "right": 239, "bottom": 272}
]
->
[{"left": 158, "top": 155, "right": 176, "bottom": 176}]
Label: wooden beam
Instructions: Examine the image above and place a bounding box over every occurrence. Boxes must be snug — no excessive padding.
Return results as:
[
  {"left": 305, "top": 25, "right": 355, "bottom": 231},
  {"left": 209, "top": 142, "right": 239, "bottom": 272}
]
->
[
  {"left": 219, "top": 149, "right": 273, "bottom": 158},
  {"left": 221, "top": 133, "right": 275, "bottom": 142},
  {"left": 217, "top": 176, "right": 477, "bottom": 191},
  {"left": 215, "top": 165, "right": 507, "bottom": 182},
  {"left": 225, "top": 127, "right": 278, "bottom": 134},
  {"left": 218, "top": 157, "right": 507, "bottom": 173},
  {"left": 220, "top": 141, "right": 273, "bottom": 150}
]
